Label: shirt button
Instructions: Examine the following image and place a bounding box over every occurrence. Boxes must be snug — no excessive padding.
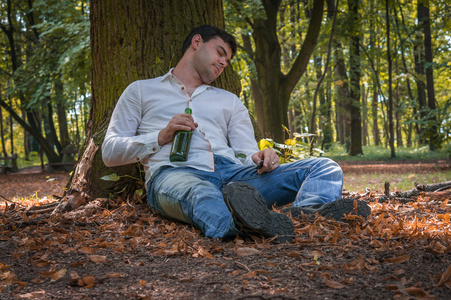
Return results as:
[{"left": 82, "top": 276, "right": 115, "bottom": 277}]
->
[{"left": 152, "top": 148, "right": 156, "bottom": 151}]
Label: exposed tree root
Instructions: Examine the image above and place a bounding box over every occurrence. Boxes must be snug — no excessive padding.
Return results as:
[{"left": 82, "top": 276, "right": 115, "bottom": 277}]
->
[{"left": 52, "top": 138, "right": 99, "bottom": 214}]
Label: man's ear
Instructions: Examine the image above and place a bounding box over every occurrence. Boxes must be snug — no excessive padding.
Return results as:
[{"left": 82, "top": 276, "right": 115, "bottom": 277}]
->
[{"left": 191, "top": 34, "right": 202, "bottom": 50}]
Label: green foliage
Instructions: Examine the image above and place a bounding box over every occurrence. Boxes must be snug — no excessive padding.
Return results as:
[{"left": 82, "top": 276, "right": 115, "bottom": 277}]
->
[{"left": 0, "top": 0, "right": 90, "bottom": 161}]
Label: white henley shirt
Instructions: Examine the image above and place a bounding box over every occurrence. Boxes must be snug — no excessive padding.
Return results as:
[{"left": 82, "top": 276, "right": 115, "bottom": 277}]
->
[{"left": 102, "top": 69, "right": 260, "bottom": 186}]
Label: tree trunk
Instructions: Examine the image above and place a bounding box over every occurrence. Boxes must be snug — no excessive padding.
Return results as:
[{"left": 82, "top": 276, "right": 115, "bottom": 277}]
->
[
  {"left": 44, "top": 101, "right": 63, "bottom": 154},
  {"left": 334, "top": 43, "right": 350, "bottom": 150},
  {"left": 418, "top": 0, "right": 439, "bottom": 150},
  {"left": 321, "top": 78, "right": 333, "bottom": 150},
  {"left": 348, "top": 0, "right": 362, "bottom": 156},
  {"left": 67, "top": 0, "right": 241, "bottom": 204},
  {"left": 251, "top": 0, "right": 324, "bottom": 142},
  {"left": 361, "top": 84, "right": 368, "bottom": 146},
  {"left": 395, "top": 60, "right": 403, "bottom": 147},
  {"left": 369, "top": 0, "right": 380, "bottom": 146},
  {"left": 385, "top": 0, "right": 395, "bottom": 157},
  {"left": 394, "top": 3, "right": 416, "bottom": 148},
  {"left": 23, "top": 109, "right": 30, "bottom": 160},
  {"left": 414, "top": 33, "right": 427, "bottom": 144},
  {"left": 0, "top": 106, "right": 7, "bottom": 157},
  {"left": 54, "top": 77, "right": 71, "bottom": 149},
  {"left": 8, "top": 97, "right": 13, "bottom": 155}
]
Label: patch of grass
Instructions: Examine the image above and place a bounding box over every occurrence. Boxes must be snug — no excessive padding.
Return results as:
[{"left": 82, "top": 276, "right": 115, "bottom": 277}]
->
[
  {"left": 344, "top": 170, "right": 451, "bottom": 193},
  {"left": 16, "top": 151, "right": 48, "bottom": 168},
  {"left": 324, "top": 143, "right": 451, "bottom": 162}
]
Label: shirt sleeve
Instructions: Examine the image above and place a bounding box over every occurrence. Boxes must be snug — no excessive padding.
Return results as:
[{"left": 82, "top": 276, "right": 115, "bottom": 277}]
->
[
  {"left": 102, "top": 81, "right": 161, "bottom": 167},
  {"left": 227, "top": 96, "right": 260, "bottom": 165}
]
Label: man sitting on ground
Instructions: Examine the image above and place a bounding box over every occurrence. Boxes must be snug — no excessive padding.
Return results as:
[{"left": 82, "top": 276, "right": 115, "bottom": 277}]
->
[{"left": 102, "top": 25, "right": 371, "bottom": 242}]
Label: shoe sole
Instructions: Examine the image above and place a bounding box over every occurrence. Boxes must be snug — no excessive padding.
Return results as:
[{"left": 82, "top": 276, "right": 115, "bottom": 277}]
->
[
  {"left": 223, "top": 182, "right": 293, "bottom": 241},
  {"left": 317, "top": 198, "right": 371, "bottom": 220}
]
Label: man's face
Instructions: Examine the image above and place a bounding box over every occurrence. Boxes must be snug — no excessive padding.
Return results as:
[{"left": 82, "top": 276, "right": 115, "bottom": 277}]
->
[{"left": 193, "top": 37, "right": 232, "bottom": 84}]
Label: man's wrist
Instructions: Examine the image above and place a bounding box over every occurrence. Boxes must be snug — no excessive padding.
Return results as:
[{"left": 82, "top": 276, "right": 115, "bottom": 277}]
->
[{"left": 158, "top": 130, "right": 171, "bottom": 146}]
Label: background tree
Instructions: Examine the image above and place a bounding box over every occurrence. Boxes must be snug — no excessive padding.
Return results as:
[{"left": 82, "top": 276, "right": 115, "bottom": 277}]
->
[
  {"left": 418, "top": 0, "right": 439, "bottom": 150},
  {"left": 226, "top": 0, "right": 325, "bottom": 142},
  {"left": 348, "top": 0, "right": 363, "bottom": 155}
]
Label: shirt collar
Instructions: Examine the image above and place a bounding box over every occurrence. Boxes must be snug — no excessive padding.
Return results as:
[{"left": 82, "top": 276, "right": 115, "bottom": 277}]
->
[{"left": 161, "top": 68, "right": 211, "bottom": 92}]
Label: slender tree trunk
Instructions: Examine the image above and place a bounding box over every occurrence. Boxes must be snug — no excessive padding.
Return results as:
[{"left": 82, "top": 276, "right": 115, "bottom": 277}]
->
[
  {"left": 406, "top": 121, "right": 413, "bottom": 147},
  {"left": 385, "top": 0, "right": 395, "bottom": 157},
  {"left": 348, "top": 0, "right": 362, "bottom": 156},
  {"left": 0, "top": 106, "right": 7, "bottom": 157},
  {"left": 334, "top": 43, "right": 350, "bottom": 150},
  {"left": 74, "top": 95, "right": 81, "bottom": 148},
  {"left": 361, "top": 84, "right": 368, "bottom": 146},
  {"left": 22, "top": 109, "right": 29, "bottom": 160},
  {"left": 8, "top": 97, "right": 13, "bottom": 155},
  {"left": 311, "top": 0, "right": 337, "bottom": 151},
  {"left": 418, "top": 0, "right": 439, "bottom": 150},
  {"left": 54, "top": 77, "right": 71, "bottom": 149},
  {"left": 394, "top": 56, "right": 403, "bottom": 147},
  {"left": 371, "top": 85, "right": 380, "bottom": 146},
  {"left": 311, "top": 55, "right": 322, "bottom": 140},
  {"left": 394, "top": 3, "right": 417, "bottom": 148},
  {"left": 43, "top": 101, "right": 62, "bottom": 154},
  {"left": 321, "top": 78, "right": 333, "bottom": 150},
  {"left": 414, "top": 41, "right": 427, "bottom": 144},
  {"left": 369, "top": 0, "right": 380, "bottom": 146}
]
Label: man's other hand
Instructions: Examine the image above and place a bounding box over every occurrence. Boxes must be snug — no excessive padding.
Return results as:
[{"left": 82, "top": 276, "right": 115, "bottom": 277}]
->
[{"left": 252, "top": 148, "right": 280, "bottom": 174}]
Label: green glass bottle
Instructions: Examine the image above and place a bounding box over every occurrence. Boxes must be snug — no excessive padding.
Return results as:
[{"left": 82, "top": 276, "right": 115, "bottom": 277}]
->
[{"left": 169, "top": 107, "right": 193, "bottom": 162}]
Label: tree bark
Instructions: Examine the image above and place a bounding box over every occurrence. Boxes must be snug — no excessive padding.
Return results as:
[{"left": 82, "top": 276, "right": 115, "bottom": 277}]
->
[
  {"left": 334, "top": 43, "right": 350, "bottom": 149},
  {"left": 385, "top": 0, "right": 395, "bottom": 157},
  {"left": 418, "top": 0, "right": 439, "bottom": 150},
  {"left": 369, "top": 0, "right": 380, "bottom": 146},
  {"left": 67, "top": 0, "right": 241, "bottom": 204},
  {"left": 54, "top": 77, "right": 71, "bottom": 149},
  {"left": 348, "top": 0, "right": 362, "bottom": 156},
  {"left": 0, "top": 106, "right": 7, "bottom": 157},
  {"left": 250, "top": 0, "right": 324, "bottom": 142},
  {"left": 361, "top": 84, "right": 368, "bottom": 146},
  {"left": 394, "top": 3, "right": 416, "bottom": 148}
]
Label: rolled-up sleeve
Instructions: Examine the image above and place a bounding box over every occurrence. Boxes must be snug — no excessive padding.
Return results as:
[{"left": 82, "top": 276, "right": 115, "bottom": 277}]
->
[{"left": 102, "top": 82, "right": 161, "bottom": 167}]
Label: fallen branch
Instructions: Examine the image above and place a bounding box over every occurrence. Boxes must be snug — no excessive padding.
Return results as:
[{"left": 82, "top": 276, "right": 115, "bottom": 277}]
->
[
  {"left": 415, "top": 180, "right": 451, "bottom": 192},
  {"left": 25, "top": 207, "right": 56, "bottom": 216},
  {"left": 393, "top": 180, "right": 451, "bottom": 199}
]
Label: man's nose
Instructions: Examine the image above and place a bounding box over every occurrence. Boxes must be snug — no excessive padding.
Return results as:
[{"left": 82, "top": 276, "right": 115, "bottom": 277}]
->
[{"left": 219, "top": 58, "right": 228, "bottom": 67}]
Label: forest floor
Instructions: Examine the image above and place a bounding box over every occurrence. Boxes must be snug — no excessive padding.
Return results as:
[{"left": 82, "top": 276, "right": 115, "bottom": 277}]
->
[{"left": 0, "top": 159, "right": 450, "bottom": 299}]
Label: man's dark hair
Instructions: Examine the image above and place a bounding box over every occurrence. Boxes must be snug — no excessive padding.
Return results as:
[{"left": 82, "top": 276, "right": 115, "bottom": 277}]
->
[{"left": 181, "top": 25, "right": 237, "bottom": 59}]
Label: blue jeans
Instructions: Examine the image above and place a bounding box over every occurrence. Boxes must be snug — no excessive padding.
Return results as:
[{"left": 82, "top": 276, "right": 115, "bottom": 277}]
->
[{"left": 147, "top": 155, "right": 343, "bottom": 239}]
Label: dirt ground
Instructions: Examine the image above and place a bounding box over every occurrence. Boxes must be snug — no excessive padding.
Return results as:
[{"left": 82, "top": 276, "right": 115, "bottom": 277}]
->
[{"left": 1, "top": 160, "right": 450, "bottom": 299}]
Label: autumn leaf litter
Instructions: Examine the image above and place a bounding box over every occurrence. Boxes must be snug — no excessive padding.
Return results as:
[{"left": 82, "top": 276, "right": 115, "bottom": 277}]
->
[{"left": 0, "top": 168, "right": 450, "bottom": 299}]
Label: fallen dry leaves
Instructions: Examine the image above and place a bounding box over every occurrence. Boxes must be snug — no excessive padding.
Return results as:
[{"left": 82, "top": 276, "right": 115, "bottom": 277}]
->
[{"left": 0, "top": 173, "right": 450, "bottom": 298}]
